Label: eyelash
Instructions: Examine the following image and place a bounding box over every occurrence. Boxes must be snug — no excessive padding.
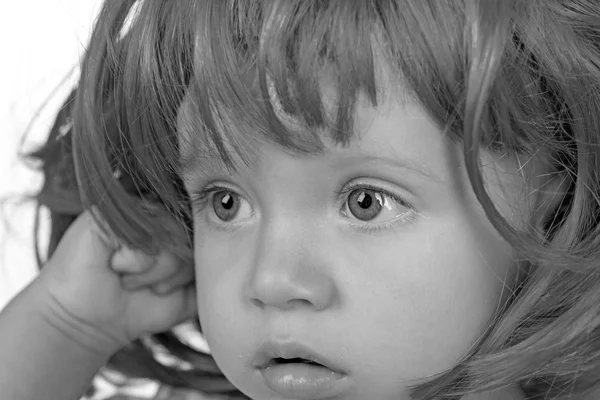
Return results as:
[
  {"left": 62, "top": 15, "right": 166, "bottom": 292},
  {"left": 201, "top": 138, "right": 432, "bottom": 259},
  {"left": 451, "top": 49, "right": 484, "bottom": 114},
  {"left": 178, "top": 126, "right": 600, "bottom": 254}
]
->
[
  {"left": 190, "top": 182, "right": 415, "bottom": 234},
  {"left": 335, "top": 182, "right": 415, "bottom": 234},
  {"left": 190, "top": 183, "right": 229, "bottom": 208}
]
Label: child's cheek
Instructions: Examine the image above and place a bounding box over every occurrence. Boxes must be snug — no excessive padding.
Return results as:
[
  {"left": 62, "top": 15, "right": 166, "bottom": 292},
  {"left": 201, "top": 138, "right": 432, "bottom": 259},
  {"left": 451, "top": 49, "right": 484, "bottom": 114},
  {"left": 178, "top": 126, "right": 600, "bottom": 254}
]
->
[
  {"left": 346, "top": 217, "right": 515, "bottom": 380},
  {"left": 411, "top": 218, "right": 515, "bottom": 366},
  {"left": 191, "top": 228, "right": 257, "bottom": 375}
]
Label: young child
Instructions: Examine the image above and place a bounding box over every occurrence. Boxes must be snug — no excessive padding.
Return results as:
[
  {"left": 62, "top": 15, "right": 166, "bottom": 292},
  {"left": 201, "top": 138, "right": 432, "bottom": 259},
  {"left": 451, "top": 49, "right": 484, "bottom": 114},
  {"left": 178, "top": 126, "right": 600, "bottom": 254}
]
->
[{"left": 2, "top": 0, "right": 600, "bottom": 399}]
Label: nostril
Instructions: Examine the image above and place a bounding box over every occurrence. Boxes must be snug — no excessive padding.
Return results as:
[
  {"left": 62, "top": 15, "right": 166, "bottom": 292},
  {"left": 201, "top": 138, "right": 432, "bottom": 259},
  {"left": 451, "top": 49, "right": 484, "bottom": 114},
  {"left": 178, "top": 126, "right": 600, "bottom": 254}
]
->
[
  {"left": 249, "top": 296, "right": 314, "bottom": 310},
  {"left": 286, "top": 298, "right": 314, "bottom": 308},
  {"left": 249, "top": 297, "right": 265, "bottom": 309}
]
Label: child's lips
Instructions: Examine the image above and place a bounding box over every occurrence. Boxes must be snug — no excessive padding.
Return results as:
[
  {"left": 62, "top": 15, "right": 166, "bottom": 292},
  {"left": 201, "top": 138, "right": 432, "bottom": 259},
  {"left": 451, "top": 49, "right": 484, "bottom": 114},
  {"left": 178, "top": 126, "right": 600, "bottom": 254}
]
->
[
  {"left": 260, "top": 362, "right": 348, "bottom": 399},
  {"left": 252, "top": 340, "right": 346, "bottom": 374},
  {"left": 252, "top": 340, "right": 350, "bottom": 399}
]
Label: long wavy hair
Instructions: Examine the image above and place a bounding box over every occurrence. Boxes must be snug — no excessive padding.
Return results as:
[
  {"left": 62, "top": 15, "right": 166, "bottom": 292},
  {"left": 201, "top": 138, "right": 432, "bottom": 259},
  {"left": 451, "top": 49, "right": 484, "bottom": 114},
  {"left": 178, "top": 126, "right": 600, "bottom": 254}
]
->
[{"left": 32, "top": 0, "right": 600, "bottom": 399}]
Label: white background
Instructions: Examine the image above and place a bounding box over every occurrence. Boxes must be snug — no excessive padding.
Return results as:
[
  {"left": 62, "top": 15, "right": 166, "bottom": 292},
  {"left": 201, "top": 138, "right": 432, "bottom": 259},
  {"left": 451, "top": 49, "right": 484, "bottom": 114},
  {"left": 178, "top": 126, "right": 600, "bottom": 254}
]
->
[{"left": 0, "top": 0, "right": 102, "bottom": 309}]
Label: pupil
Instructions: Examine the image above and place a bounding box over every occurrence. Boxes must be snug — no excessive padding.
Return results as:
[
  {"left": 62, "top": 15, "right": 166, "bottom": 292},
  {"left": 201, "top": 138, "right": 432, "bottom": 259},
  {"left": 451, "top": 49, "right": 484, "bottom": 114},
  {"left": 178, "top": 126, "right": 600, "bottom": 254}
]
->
[
  {"left": 221, "top": 194, "right": 234, "bottom": 210},
  {"left": 357, "top": 192, "right": 372, "bottom": 209}
]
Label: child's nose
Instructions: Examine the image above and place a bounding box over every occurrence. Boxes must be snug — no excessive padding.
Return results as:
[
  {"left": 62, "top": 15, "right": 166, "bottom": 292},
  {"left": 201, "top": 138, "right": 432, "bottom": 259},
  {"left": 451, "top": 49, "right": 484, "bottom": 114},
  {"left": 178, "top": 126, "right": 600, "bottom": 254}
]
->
[{"left": 244, "top": 225, "right": 338, "bottom": 312}]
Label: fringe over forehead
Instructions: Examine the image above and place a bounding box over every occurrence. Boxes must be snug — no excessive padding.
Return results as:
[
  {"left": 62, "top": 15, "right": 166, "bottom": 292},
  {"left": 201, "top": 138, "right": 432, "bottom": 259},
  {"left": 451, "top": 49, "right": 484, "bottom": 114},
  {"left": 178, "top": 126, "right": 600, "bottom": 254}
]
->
[{"left": 179, "top": 0, "right": 469, "bottom": 170}]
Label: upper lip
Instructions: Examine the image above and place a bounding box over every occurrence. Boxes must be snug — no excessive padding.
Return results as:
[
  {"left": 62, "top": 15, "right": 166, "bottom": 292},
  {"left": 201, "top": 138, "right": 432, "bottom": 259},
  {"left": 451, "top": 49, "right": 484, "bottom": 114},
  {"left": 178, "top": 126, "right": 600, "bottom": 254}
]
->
[{"left": 252, "top": 340, "right": 346, "bottom": 373}]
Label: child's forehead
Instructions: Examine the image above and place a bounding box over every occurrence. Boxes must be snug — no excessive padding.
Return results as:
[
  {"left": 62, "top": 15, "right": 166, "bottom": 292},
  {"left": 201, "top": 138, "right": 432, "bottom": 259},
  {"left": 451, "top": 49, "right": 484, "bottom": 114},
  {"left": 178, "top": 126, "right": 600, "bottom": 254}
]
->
[
  {"left": 177, "top": 86, "right": 442, "bottom": 188},
  {"left": 176, "top": 64, "right": 418, "bottom": 177}
]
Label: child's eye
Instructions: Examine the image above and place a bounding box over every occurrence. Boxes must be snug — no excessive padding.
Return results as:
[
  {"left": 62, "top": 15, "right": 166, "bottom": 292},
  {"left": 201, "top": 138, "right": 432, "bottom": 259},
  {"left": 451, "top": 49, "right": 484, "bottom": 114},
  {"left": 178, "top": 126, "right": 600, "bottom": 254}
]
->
[
  {"left": 340, "top": 185, "right": 413, "bottom": 226},
  {"left": 191, "top": 185, "right": 253, "bottom": 225},
  {"left": 211, "top": 190, "right": 252, "bottom": 222}
]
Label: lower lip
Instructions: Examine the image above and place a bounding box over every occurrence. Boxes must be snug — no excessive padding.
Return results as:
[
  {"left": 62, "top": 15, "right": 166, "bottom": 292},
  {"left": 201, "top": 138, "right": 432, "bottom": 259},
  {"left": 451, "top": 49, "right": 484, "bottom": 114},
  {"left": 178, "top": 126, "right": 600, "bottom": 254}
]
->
[{"left": 260, "top": 363, "right": 348, "bottom": 399}]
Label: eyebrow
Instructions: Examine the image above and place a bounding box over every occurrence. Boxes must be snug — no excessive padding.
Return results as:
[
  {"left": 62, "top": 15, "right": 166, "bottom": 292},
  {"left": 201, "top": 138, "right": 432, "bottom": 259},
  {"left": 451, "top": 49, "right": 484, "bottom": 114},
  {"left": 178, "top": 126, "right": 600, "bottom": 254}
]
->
[
  {"left": 181, "top": 146, "right": 441, "bottom": 186},
  {"left": 338, "top": 154, "right": 442, "bottom": 184},
  {"left": 181, "top": 148, "right": 237, "bottom": 178}
]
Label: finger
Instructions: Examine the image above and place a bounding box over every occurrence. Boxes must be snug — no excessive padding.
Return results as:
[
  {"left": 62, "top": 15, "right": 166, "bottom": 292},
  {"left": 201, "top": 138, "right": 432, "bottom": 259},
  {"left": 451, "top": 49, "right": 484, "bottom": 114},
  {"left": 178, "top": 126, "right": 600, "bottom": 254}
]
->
[
  {"left": 151, "top": 261, "right": 195, "bottom": 295},
  {"left": 174, "top": 283, "right": 198, "bottom": 324},
  {"left": 128, "top": 282, "right": 198, "bottom": 335},
  {"left": 111, "top": 246, "right": 156, "bottom": 274},
  {"left": 121, "top": 251, "right": 181, "bottom": 290},
  {"left": 156, "top": 283, "right": 198, "bottom": 324}
]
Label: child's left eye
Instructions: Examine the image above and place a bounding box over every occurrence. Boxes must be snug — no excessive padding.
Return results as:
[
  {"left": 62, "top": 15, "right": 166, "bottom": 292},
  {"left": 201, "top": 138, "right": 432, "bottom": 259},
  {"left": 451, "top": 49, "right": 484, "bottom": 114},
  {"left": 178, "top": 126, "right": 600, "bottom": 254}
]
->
[{"left": 340, "top": 186, "right": 412, "bottom": 225}]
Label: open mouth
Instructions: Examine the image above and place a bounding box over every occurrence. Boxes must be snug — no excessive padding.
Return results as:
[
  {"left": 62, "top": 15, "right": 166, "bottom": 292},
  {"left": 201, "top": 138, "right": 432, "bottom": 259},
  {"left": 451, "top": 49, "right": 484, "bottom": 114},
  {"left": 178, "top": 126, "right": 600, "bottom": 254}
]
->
[
  {"left": 252, "top": 340, "right": 346, "bottom": 374},
  {"left": 270, "top": 357, "right": 325, "bottom": 367}
]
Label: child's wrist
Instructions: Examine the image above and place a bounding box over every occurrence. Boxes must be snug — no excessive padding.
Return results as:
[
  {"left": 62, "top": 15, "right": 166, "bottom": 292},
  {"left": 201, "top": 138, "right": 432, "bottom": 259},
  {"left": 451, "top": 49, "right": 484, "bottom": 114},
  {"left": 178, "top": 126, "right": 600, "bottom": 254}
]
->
[{"left": 30, "top": 278, "right": 125, "bottom": 357}]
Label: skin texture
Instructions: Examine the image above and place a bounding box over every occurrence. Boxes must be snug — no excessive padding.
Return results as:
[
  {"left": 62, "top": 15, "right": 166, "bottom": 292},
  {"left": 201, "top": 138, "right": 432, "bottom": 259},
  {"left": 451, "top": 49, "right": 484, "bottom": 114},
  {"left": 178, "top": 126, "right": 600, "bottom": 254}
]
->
[{"left": 179, "top": 79, "right": 556, "bottom": 399}]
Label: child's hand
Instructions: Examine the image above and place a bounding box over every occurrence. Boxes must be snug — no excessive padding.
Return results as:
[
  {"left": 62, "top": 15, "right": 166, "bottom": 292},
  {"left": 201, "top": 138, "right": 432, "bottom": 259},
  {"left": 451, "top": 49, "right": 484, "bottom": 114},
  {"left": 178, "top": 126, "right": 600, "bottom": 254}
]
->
[{"left": 37, "top": 209, "right": 197, "bottom": 353}]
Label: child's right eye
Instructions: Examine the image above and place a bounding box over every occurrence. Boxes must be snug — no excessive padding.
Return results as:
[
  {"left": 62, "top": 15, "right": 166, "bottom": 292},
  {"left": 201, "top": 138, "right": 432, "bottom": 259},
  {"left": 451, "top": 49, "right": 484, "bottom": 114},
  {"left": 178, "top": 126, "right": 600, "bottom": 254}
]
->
[
  {"left": 191, "top": 185, "right": 253, "bottom": 225},
  {"left": 211, "top": 190, "right": 251, "bottom": 222}
]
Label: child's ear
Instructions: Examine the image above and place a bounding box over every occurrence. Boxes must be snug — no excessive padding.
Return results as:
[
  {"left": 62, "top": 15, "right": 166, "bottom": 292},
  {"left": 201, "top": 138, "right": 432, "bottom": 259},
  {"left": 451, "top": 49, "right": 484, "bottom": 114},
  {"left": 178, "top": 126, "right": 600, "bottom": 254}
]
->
[{"left": 531, "top": 168, "right": 572, "bottom": 231}]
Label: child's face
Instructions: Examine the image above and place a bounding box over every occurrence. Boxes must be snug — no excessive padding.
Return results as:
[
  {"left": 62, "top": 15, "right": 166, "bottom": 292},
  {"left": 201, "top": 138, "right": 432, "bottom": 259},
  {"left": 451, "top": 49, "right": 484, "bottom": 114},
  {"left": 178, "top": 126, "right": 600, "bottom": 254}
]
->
[{"left": 179, "top": 83, "right": 544, "bottom": 399}]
